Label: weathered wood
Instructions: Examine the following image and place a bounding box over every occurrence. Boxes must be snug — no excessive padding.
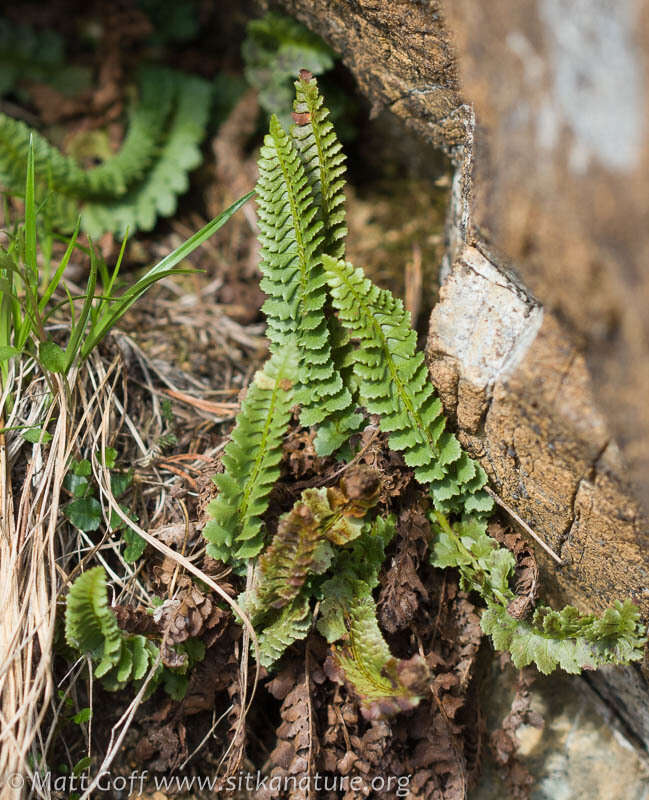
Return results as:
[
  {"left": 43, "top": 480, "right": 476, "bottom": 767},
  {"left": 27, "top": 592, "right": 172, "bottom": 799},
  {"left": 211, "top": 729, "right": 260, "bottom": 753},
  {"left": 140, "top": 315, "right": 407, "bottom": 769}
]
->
[{"left": 271, "top": 0, "right": 649, "bottom": 511}]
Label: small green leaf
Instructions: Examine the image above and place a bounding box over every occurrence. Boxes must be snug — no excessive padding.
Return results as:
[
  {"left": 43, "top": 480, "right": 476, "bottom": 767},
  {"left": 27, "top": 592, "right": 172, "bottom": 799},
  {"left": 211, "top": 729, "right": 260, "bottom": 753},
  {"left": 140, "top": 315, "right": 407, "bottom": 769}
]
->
[
  {"left": 64, "top": 497, "right": 102, "bottom": 531},
  {"left": 22, "top": 426, "right": 53, "bottom": 444},
  {"left": 122, "top": 526, "right": 146, "bottom": 562},
  {"left": 101, "top": 447, "right": 117, "bottom": 469},
  {"left": 110, "top": 470, "right": 133, "bottom": 497},
  {"left": 72, "top": 707, "right": 92, "bottom": 725},
  {"left": 162, "top": 669, "right": 189, "bottom": 700},
  {"left": 183, "top": 637, "right": 206, "bottom": 664},
  {"left": 64, "top": 473, "right": 91, "bottom": 499},
  {"left": 71, "top": 459, "right": 92, "bottom": 477},
  {"left": 39, "top": 340, "right": 67, "bottom": 373},
  {"left": 72, "top": 756, "right": 91, "bottom": 776}
]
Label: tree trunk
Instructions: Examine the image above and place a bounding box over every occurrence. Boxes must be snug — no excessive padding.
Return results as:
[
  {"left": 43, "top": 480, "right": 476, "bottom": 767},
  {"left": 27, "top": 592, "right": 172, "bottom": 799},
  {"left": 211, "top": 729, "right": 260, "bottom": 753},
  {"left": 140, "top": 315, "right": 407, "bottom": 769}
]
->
[{"left": 271, "top": 0, "right": 649, "bottom": 747}]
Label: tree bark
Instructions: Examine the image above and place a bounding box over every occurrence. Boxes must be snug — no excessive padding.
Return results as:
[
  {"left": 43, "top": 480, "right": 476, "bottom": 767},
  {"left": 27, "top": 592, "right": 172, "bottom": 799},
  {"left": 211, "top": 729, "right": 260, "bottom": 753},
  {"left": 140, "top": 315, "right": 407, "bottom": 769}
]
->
[{"left": 271, "top": 0, "right": 649, "bottom": 746}]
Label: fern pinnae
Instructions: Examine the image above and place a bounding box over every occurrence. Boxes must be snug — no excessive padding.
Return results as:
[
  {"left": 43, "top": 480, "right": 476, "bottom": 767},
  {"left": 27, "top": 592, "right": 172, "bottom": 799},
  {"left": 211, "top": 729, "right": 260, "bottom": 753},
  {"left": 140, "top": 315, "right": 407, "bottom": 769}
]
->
[
  {"left": 255, "top": 114, "right": 353, "bottom": 431},
  {"left": 203, "top": 342, "right": 297, "bottom": 565},
  {"left": 323, "top": 255, "right": 492, "bottom": 515},
  {"left": 291, "top": 70, "right": 347, "bottom": 259}
]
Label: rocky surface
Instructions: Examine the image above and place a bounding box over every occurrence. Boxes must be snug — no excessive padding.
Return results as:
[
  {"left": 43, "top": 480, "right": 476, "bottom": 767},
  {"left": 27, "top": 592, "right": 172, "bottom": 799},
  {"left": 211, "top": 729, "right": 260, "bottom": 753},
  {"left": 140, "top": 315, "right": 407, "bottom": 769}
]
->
[{"left": 474, "top": 665, "right": 649, "bottom": 800}]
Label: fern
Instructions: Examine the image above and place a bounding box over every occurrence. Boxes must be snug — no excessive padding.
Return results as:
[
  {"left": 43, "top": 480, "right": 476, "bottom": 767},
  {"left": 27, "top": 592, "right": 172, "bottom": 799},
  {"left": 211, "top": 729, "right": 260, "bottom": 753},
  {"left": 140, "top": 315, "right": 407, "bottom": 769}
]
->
[
  {"left": 255, "top": 113, "right": 356, "bottom": 437},
  {"left": 323, "top": 255, "right": 494, "bottom": 516},
  {"left": 247, "top": 471, "right": 381, "bottom": 615},
  {"left": 332, "top": 595, "right": 429, "bottom": 712},
  {"left": 430, "top": 512, "right": 646, "bottom": 673},
  {"left": 82, "top": 68, "right": 211, "bottom": 237},
  {"left": 291, "top": 71, "right": 363, "bottom": 454},
  {"left": 201, "top": 73, "right": 646, "bottom": 688},
  {"left": 0, "top": 66, "right": 212, "bottom": 236},
  {"left": 317, "top": 514, "right": 396, "bottom": 644},
  {"left": 64, "top": 567, "right": 157, "bottom": 689},
  {"left": 203, "top": 343, "right": 297, "bottom": 566}
]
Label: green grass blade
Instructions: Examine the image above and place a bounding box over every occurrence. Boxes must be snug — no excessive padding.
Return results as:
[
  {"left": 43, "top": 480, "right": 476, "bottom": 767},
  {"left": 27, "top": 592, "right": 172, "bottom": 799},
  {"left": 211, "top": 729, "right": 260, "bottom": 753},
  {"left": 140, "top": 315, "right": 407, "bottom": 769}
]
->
[
  {"left": 24, "top": 135, "right": 37, "bottom": 282},
  {"left": 39, "top": 218, "right": 80, "bottom": 313},
  {"left": 64, "top": 241, "right": 98, "bottom": 371},
  {"left": 80, "top": 191, "right": 253, "bottom": 359}
]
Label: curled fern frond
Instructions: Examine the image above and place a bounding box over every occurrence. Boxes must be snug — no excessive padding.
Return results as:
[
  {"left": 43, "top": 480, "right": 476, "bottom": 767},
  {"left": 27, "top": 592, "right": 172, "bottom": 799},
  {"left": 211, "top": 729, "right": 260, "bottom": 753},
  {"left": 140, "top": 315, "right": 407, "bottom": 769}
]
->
[
  {"left": 65, "top": 567, "right": 157, "bottom": 689},
  {"left": 82, "top": 68, "right": 212, "bottom": 237},
  {"left": 0, "top": 66, "right": 211, "bottom": 236},
  {"left": 249, "top": 468, "right": 381, "bottom": 613},
  {"left": 203, "top": 342, "right": 298, "bottom": 566},
  {"left": 323, "top": 255, "right": 493, "bottom": 516}
]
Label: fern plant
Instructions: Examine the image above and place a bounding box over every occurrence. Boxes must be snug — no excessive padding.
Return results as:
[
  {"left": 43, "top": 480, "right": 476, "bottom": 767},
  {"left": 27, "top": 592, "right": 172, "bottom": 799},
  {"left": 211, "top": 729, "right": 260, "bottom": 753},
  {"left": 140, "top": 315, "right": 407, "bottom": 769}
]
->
[
  {"left": 64, "top": 567, "right": 158, "bottom": 691},
  {"left": 0, "top": 65, "right": 211, "bottom": 236},
  {"left": 203, "top": 72, "right": 646, "bottom": 704},
  {"left": 64, "top": 567, "right": 208, "bottom": 697},
  {"left": 203, "top": 343, "right": 298, "bottom": 566}
]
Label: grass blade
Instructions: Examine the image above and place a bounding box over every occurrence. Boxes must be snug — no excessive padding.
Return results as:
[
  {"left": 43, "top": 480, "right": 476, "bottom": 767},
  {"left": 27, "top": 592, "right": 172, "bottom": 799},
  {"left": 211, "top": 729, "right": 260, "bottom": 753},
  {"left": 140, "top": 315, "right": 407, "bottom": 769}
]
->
[{"left": 80, "top": 191, "right": 254, "bottom": 359}]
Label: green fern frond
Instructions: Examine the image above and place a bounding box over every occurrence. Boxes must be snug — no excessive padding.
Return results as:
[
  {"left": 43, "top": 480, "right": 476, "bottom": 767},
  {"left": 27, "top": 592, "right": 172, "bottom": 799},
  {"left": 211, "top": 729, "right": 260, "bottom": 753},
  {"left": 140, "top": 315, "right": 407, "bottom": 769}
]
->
[
  {"left": 430, "top": 512, "right": 647, "bottom": 673},
  {"left": 256, "top": 113, "right": 359, "bottom": 439},
  {"left": 292, "top": 71, "right": 347, "bottom": 259},
  {"left": 289, "top": 73, "right": 362, "bottom": 454},
  {"left": 332, "top": 593, "right": 430, "bottom": 714},
  {"left": 203, "top": 342, "right": 298, "bottom": 565},
  {"left": 0, "top": 66, "right": 211, "bottom": 236},
  {"left": 64, "top": 567, "right": 157, "bottom": 688},
  {"left": 482, "top": 601, "right": 646, "bottom": 675},
  {"left": 243, "top": 11, "right": 334, "bottom": 129},
  {"left": 317, "top": 515, "right": 396, "bottom": 644},
  {"left": 257, "top": 594, "right": 313, "bottom": 669},
  {"left": 323, "top": 256, "right": 493, "bottom": 516},
  {"left": 82, "top": 69, "right": 211, "bottom": 237},
  {"left": 430, "top": 512, "right": 515, "bottom": 605}
]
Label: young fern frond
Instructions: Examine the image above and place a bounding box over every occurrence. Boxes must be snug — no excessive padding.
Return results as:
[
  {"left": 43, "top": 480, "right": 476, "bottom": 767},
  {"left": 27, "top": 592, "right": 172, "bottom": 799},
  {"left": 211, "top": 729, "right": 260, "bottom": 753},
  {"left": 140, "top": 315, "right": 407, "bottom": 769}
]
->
[
  {"left": 256, "top": 114, "right": 355, "bottom": 434},
  {"left": 292, "top": 70, "right": 347, "bottom": 259},
  {"left": 290, "top": 72, "right": 362, "bottom": 454},
  {"left": 323, "top": 255, "right": 493, "bottom": 516},
  {"left": 203, "top": 343, "right": 297, "bottom": 565},
  {"left": 430, "top": 512, "right": 646, "bottom": 673},
  {"left": 65, "top": 567, "right": 157, "bottom": 689}
]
